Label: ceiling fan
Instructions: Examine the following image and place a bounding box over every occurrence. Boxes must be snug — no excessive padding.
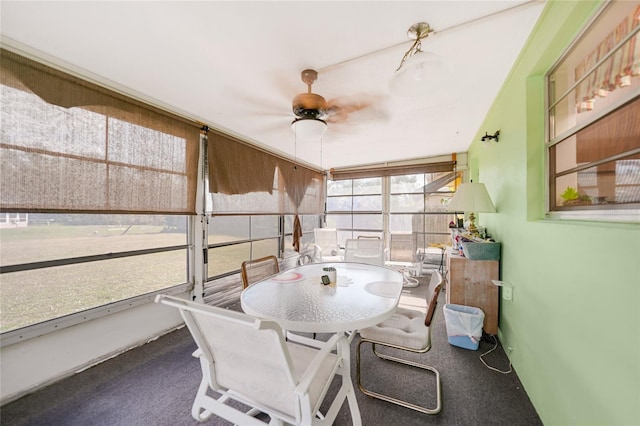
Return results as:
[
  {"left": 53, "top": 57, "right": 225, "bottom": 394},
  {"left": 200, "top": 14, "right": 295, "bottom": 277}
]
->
[
  {"left": 290, "top": 68, "right": 384, "bottom": 139},
  {"left": 291, "top": 69, "right": 328, "bottom": 122}
]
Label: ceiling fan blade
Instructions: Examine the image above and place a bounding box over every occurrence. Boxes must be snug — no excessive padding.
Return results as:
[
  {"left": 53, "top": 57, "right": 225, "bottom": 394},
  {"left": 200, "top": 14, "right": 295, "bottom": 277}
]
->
[
  {"left": 230, "top": 89, "right": 291, "bottom": 119},
  {"left": 325, "top": 94, "right": 389, "bottom": 124}
]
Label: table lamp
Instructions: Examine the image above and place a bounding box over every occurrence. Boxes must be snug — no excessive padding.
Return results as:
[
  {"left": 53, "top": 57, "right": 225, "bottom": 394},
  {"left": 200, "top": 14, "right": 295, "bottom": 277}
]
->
[{"left": 447, "top": 182, "right": 496, "bottom": 234}]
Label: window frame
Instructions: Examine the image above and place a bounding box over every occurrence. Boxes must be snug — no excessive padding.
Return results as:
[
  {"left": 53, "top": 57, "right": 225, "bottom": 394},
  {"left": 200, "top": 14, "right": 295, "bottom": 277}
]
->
[
  {"left": 545, "top": 1, "right": 640, "bottom": 222},
  {"left": 0, "top": 214, "right": 192, "bottom": 347},
  {"left": 326, "top": 177, "right": 385, "bottom": 245},
  {"left": 388, "top": 172, "right": 461, "bottom": 248},
  {"left": 327, "top": 171, "right": 460, "bottom": 250}
]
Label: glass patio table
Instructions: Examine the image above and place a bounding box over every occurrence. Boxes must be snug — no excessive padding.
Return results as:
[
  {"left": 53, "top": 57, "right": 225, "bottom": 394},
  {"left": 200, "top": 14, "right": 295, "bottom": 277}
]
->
[{"left": 240, "top": 262, "right": 404, "bottom": 334}]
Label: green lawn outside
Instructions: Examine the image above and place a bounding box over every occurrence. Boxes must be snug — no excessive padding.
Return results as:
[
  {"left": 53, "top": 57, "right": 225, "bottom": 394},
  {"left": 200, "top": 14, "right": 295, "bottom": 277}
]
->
[
  {"left": 0, "top": 224, "right": 259, "bottom": 332},
  {"left": 0, "top": 224, "right": 189, "bottom": 332}
]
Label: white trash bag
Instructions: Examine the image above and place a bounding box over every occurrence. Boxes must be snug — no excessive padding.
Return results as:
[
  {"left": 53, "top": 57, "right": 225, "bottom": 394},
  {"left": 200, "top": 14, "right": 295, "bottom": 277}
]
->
[{"left": 443, "top": 303, "right": 485, "bottom": 350}]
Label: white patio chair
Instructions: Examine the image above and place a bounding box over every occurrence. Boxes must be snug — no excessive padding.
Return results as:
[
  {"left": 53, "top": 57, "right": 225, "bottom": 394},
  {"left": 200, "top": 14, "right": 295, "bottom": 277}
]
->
[
  {"left": 313, "top": 228, "right": 343, "bottom": 262},
  {"left": 344, "top": 238, "right": 385, "bottom": 266},
  {"left": 385, "top": 232, "right": 421, "bottom": 287},
  {"left": 356, "top": 271, "right": 444, "bottom": 414},
  {"left": 155, "top": 295, "right": 361, "bottom": 426}
]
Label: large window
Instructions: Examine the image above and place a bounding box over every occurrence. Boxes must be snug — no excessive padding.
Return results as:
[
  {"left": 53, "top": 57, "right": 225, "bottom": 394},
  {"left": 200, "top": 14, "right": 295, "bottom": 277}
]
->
[
  {"left": 206, "top": 215, "right": 280, "bottom": 278},
  {"left": 0, "top": 49, "right": 199, "bottom": 342},
  {"left": 326, "top": 170, "right": 459, "bottom": 251},
  {"left": 546, "top": 1, "right": 640, "bottom": 221},
  {"left": 326, "top": 178, "right": 384, "bottom": 244},
  {"left": 0, "top": 214, "right": 188, "bottom": 334},
  {"left": 389, "top": 172, "right": 459, "bottom": 248}
]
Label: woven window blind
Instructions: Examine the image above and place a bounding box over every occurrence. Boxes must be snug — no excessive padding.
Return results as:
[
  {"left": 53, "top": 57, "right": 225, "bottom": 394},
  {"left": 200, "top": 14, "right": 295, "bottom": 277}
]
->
[
  {"left": 329, "top": 161, "right": 456, "bottom": 181},
  {"left": 0, "top": 49, "right": 200, "bottom": 214},
  {"left": 207, "top": 131, "right": 324, "bottom": 214}
]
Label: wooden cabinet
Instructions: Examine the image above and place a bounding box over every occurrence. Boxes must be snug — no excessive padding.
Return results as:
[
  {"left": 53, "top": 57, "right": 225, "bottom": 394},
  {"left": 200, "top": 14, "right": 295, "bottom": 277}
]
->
[{"left": 445, "top": 252, "right": 499, "bottom": 335}]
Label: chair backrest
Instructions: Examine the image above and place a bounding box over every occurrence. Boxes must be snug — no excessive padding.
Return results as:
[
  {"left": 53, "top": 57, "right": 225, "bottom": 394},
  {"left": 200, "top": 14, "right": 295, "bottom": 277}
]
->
[
  {"left": 155, "top": 295, "right": 299, "bottom": 416},
  {"left": 389, "top": 232, "right": 418, "bottom": 262},
  {"left": 344, "top": 238, "right": 385, "bottom": 265},
  {"left": 314, "top": 228, "right": 339, "bottom": 252},
  {"left": 241, "top": 255, "right": 279, "bottom": 289},
  {"left": 424, "top": 271, "right": 443, "bottom": 327}
]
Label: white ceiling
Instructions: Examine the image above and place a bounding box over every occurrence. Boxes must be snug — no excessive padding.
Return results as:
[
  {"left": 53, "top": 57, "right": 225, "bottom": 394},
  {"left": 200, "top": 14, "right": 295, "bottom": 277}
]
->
[{"left": 1, "top": 1, "right": 545, "bottom": 170}]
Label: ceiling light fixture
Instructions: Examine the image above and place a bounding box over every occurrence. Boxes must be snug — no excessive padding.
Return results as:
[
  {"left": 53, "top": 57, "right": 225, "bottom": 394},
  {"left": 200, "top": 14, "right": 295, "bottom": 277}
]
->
[
  {"left": 389, "top": 22, "right": 444, "bottom": 97},
  {"left": 291, "top": 117, "right": 327, "bottom": 141}
]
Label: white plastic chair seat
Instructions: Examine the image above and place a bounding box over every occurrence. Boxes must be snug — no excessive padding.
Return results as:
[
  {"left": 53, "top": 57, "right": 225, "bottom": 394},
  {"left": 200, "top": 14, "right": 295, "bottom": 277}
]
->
[
  {"left": 278, "top": 342, "right": 337, "bottom": 414},
  {"left": 359, "top": 307, "right": 428, "bottom": 350},
  {"left": 320, "top": 254, "right": 343, "bottom": 262},
  {"left": 352, "top": 253, "right": 381, "bottom": 262}
]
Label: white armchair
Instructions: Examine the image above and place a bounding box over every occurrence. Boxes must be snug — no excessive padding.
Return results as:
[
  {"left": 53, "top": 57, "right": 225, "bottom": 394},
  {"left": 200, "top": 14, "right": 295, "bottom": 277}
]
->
[
  {"left": 385, "top": 232, "right": 421, "bottom": 287},
  {"left": 344, "top": 238, "right": 385, "bottom": 266},
  {"left": 313, "top": 228, "right": 343, "bottom": 262},
  {"left": 155, "top": 295, "right": 361, "bottom": 426}
]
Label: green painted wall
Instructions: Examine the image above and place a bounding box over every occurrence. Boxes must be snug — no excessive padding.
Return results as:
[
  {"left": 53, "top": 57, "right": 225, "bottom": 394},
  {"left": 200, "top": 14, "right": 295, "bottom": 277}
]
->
[{"left": 467, "top": 1, "right": 640, "bottom": 425}]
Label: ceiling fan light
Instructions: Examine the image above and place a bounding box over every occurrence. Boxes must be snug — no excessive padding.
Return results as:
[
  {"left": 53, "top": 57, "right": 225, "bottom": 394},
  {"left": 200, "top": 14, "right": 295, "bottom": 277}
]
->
[
  {"left": 388, "top": 51, "right": 444, "bottom": 97},
  {"left": 291, "top": 118, "right": 327, "bottom": 140}
]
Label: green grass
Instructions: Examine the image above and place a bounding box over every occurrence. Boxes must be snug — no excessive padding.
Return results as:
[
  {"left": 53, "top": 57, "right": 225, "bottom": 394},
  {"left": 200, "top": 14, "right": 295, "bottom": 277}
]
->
[
  {"left": 0, "top": 224, "right": 255, "bottom": 332},
  {"left": 0, "top": 250, "right": 187, "bottom": 332},
  {"left": 1, "top": 224, "right": 184, "bottom": 265},
  {"left": 0, "top": 224, "right": 189, "bottom": 332}
]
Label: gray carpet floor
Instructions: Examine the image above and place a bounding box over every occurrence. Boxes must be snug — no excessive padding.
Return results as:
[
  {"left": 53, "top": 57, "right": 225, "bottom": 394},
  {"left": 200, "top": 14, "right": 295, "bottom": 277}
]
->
[{"left": 1, "top": 275, "right": 541, "bottom": 425}]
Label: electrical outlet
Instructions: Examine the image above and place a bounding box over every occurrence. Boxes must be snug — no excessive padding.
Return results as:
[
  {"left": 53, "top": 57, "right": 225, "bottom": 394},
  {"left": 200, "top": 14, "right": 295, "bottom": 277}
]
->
[
  {"left": 502, "top": 286, "right": 513, "bottom": 301},
  {"left": 492, "top": 280, "right": 513, "bottom": 301}
]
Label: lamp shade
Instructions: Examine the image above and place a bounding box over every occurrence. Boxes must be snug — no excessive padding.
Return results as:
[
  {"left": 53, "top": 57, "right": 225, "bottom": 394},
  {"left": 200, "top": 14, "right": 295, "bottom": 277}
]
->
[
  {"left": 448, "top": 182, "right": 496, "bottom": 213},
  {"left": 291, "top": 118, "right": 327, "bottom": 141},
  {"left": 388, "top": 51, "right": 445, "bottom": 97}
]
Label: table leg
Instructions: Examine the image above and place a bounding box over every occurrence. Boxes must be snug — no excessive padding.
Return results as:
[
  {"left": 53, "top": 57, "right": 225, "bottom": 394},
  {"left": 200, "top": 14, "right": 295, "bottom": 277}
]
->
[{"left": 339, "top": 335, "right": 362, "bottom": 426}]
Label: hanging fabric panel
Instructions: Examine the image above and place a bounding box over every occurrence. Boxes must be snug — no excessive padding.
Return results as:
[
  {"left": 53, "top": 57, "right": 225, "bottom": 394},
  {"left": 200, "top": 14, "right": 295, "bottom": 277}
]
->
[
  {"left": 207, "top": 132, "right": 278, "bottom": 195},
  {"left": 207, "top": 131, "right": 324, "bottom": 214},
  {"left": 0, "top": 49, "right": 200, "bottom": 214}
]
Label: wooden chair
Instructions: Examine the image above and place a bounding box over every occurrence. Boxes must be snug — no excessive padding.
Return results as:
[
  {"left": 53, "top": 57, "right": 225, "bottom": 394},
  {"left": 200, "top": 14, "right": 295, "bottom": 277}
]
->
[
  {"left": 242, "top": 255, "right": 316, "bottom": 341},
  {"left": 241, "top": 255, "right": 279, "bottom": 289},
  {"left": 356, "top": 271, "right": 444, "bottom": 414},
  {"left": 155, "top": 295, "right": 362, "bottom": 425}
]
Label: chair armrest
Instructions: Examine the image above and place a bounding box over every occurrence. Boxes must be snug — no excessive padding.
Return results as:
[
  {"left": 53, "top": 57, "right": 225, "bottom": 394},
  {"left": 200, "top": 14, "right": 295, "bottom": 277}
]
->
[
  {"left": 294, "top": 333, "right": 343, "bottom": 396},
  {"left": 313, "top": 244, "right": 323, "bottom": 261}
]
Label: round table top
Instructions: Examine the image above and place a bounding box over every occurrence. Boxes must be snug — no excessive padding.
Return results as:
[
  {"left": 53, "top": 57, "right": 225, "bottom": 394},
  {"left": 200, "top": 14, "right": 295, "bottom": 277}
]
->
[{"left": 241, "top": 262, "right": 404, "bottom": 334}]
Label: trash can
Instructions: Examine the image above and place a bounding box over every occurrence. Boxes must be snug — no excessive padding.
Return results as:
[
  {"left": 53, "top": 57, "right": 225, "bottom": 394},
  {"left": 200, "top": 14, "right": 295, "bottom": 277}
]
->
[{"left": 444, "top": 304, "right": 485, "bottom": 350}]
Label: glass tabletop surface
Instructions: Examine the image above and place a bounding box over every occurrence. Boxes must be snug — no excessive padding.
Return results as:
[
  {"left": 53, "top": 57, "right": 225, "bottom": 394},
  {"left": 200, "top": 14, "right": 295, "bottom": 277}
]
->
[{"left": 241, "top": 262, "right": 404, "bottom": 333}]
